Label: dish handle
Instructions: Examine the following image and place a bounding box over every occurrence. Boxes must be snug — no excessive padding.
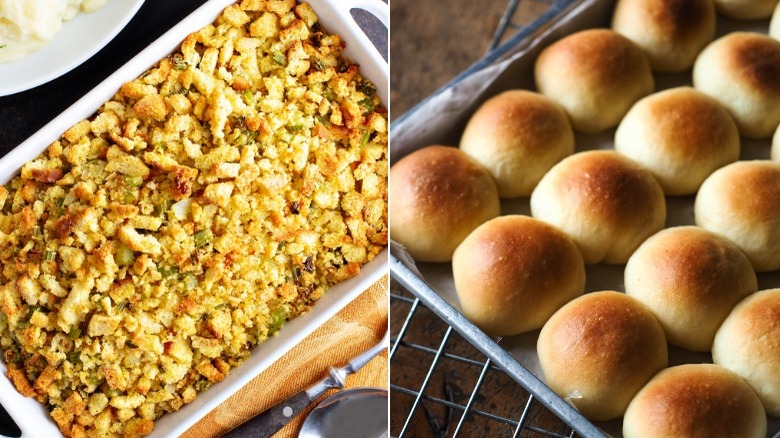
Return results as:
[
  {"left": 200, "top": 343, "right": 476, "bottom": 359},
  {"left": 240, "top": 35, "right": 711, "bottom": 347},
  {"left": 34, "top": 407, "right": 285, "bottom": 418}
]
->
[
  {"left": 344, "top": 0, "right": 389, "bottom": 28},
  {"left": 329, "top": 0, "right": 389, "bottom": 59},
  {"left": 0, "top": 403, "right": 20, "bottom": 438}
]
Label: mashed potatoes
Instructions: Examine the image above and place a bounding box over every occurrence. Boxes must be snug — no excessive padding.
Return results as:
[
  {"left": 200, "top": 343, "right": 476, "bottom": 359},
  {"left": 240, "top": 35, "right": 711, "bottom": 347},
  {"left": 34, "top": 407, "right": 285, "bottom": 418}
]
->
[{"left": 0, "top": 0, "right": 107, "bottom": 62}]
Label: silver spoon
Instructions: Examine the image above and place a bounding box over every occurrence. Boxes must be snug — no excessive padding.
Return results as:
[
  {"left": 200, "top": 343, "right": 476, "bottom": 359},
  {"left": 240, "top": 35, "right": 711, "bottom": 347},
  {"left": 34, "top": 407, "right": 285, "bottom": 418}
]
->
[
  {"left": 299, "top": 387, "right": 388, "bottom": 438},
  {"left": 222, "top": 329, "right": 389, "bottom": 438}
]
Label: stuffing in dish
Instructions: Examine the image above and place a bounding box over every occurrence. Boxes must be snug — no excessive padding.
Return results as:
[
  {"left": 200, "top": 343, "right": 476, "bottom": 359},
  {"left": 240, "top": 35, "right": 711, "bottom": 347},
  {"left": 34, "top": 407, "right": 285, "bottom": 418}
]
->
[{"left": 0, "top": 0, "right": 388, "bottom": 436}]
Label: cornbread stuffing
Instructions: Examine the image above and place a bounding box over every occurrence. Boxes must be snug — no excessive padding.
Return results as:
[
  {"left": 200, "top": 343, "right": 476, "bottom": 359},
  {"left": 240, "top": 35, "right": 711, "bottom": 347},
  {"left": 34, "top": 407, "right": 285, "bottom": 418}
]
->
[{"left": 0, "top": 1, "right": 388, "bottom": 436}]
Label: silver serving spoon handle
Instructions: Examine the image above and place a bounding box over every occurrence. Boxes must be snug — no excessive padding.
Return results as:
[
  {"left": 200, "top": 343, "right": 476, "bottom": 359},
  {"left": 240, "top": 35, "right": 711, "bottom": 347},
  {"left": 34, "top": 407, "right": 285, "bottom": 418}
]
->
[{"left": 221, "top": 329, "right": 389, "bottom": 438}]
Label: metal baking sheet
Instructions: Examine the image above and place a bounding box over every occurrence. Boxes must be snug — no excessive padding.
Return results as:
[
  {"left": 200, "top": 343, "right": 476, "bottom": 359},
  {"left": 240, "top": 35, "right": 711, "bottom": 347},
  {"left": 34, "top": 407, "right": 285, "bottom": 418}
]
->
[
  {"left": 390, "top": 0, "right": 779, "bottom": 436},
  {"left": 0, "top": 0, "right": 388, "bottom": 436}
]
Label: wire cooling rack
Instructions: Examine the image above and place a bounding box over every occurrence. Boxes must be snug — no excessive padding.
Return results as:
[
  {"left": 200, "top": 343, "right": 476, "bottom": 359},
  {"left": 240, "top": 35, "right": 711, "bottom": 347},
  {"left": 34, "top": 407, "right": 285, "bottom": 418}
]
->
[{"left": 390, "top": 282, "right": 577, "bottom": 437}]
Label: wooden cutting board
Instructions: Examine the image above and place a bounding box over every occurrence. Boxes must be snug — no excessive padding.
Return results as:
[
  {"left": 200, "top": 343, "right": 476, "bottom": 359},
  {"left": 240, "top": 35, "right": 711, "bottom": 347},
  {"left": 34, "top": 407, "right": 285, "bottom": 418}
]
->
[{"left": 182, "top": 276, "right": 389, "bottom": 438}]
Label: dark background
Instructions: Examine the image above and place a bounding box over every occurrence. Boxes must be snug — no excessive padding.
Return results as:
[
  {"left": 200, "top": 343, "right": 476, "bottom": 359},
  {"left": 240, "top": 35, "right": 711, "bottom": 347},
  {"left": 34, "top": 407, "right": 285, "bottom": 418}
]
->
[{"left": 389, "top": 0, "right": 552, "bottom": 121}]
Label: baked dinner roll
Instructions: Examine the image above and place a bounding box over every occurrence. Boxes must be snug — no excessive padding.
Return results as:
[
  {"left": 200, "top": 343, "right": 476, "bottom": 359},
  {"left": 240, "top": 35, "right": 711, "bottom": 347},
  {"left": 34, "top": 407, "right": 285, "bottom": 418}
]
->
[
  {"left": 534, "top": 29, "right": 654, "bottom": 133},
  {"left": 459, "top": 90, "right": 574, "bottom": 198},
  {"left": 538, "top": 291, "right": 668, "bottom": 421},
  {"left": 452, "top": 215, "right": 585, "bottom": 336},
  {"left": 772, "top": 1, "right": 780, "bottom": 39},
  {"left": 693, "top": 32, "right": 780, "bottom": 138},
  {"left": 625, "top": 226, "right": 757, "bottom": 352},
  {"left": 695, "top": 160, "right": 780, "bottom": 271},
  {"left": 612, "top": 0, "right": 715, "bottom": 72},
  {"left": 713, "top": 289, "right": 780, "bottom": 416},
  {"left": 771, "top": 123, "right": 780, "bottom": 161},
  {"left": 713, "top": 0, "right": 779, "bottom": 20},
  {"left": 623, "top": 364, "right": 767, "bottom": 438},
  {"left": 530, "top": 151, "right": 665, "bottom": 264},
  {"left": 390, "top": 145, "right": 500, "bottom": 262},
  {"left": 615, "top": 87, "right": 739, "bottom": 195}
]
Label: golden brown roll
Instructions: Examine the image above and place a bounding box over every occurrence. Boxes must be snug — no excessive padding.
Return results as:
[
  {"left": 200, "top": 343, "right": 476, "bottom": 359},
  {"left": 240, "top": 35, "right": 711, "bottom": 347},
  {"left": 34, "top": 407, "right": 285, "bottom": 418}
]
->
[
  {"left": 624, "top": 226, "right": 757, "bottom": 352},
  {"left": 534, "top": 29, "right": 654, "bottom": 134},
  {"left": 623, "top": 364, "right": 767, "bottom": 438},
  {"left": 771, "top": 123, "right": 780, "bottom": 161},
  {"left": 530, "top": 151, "right": 666, "bottom": 264},
  {"left": 612, "top": 0, "right": 716, "bottom": 72},
  {"left": 713, "top": 0, "right": 779, "bottom": 20},
  {"left": 389, "top": 145, "right": 500, "bottom": 262},
  {"left": 694, "top": 160, "right": 780, "bottom": 271},
  {"left": 772, "top": 2, "right": 780, "bottom": 39},
  {"left": 459, "top": 90, "right": 574, "bottom": 198},
  {"left": 615, "top": 87, "right": 739, "bottom": 195},
  {"left": 713, "top": 289, "right": 780, "bottom": 417},
  {"left": 538, "top": 291, "right": 668, "bottom": 421},
  {"left": 452, "top": 215, "right": 585, "bottom": 336},
  {"left": 693, "top": 32, "right": 780, "bottom": 138}
]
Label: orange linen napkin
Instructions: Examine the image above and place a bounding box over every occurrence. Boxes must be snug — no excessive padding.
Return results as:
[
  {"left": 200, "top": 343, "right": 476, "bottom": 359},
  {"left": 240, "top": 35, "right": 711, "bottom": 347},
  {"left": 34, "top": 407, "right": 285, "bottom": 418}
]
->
[{"left": 182, "top": 275, "right": 389, "bottom": 437}]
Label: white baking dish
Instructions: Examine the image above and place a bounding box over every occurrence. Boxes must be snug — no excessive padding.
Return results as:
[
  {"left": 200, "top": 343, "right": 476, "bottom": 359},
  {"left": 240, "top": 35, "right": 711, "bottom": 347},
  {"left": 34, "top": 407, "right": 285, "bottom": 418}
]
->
[
  {"left": 391, "top": 0, "right": 779, "bottom": 436},
  {"left": 0, "top": 0, "right": 388, "bottom": 436}
]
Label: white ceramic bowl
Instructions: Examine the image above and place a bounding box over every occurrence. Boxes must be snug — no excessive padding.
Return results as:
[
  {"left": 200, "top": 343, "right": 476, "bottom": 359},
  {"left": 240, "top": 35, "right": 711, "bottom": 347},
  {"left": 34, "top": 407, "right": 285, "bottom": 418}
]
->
[{"left": 0, "top": 0, "right": 146, "bottom": 96}]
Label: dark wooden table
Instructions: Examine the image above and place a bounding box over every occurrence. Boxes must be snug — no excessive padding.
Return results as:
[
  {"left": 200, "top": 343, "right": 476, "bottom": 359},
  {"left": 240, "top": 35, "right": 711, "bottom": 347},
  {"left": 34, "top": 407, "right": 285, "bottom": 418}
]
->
[
  {"left": 390, "top": 0, "right": 553, "bottom": 120},
  {"left": 389, "top": 0, "right": 575, "bottom": 436}
]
